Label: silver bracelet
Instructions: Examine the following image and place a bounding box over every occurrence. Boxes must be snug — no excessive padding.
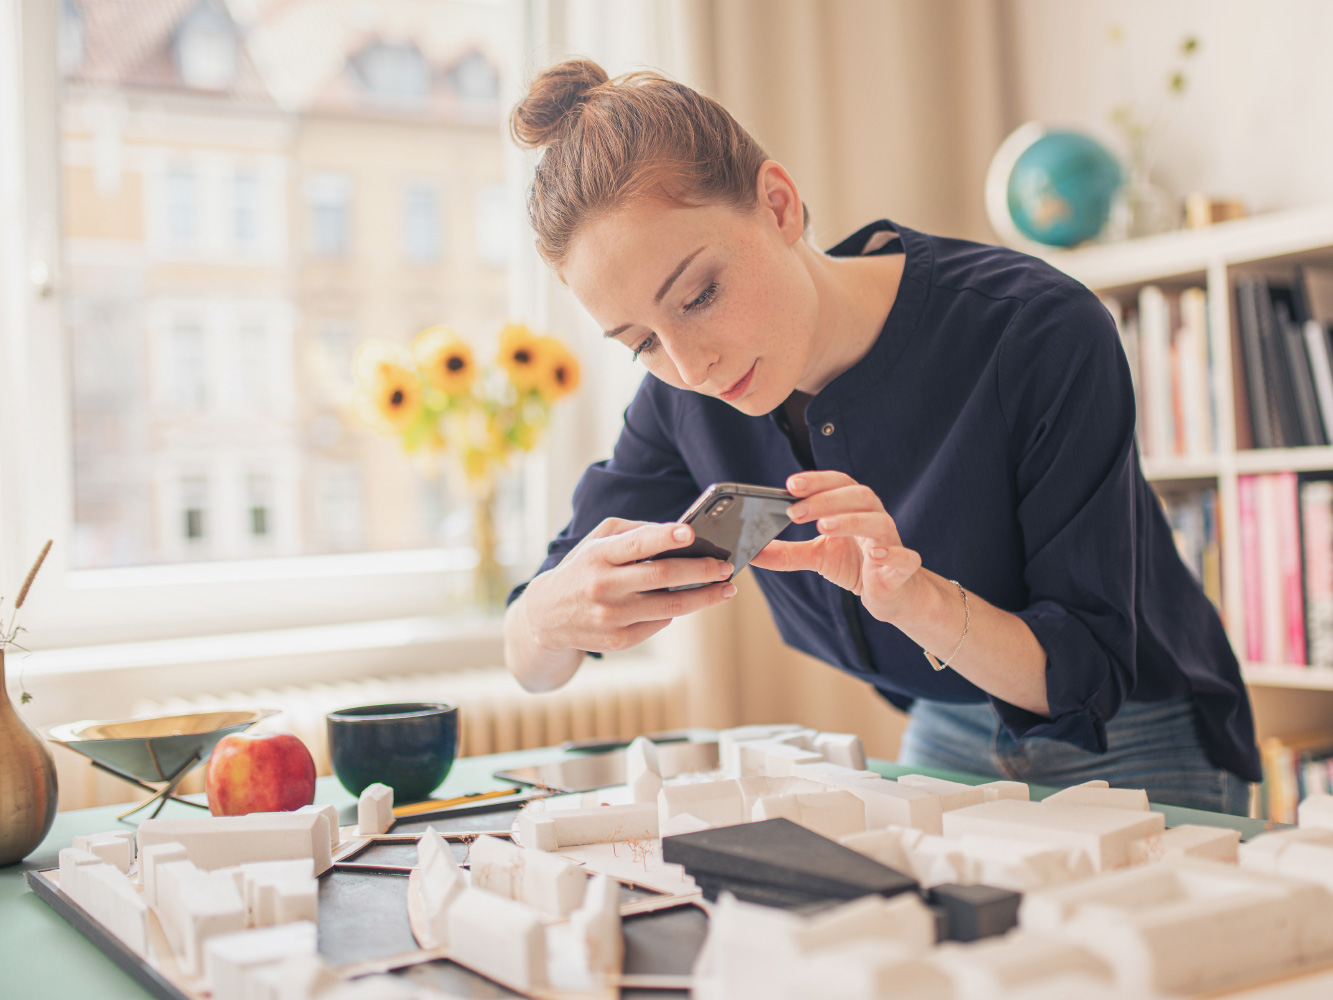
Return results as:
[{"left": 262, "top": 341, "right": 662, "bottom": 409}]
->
[{"left": 923, "top": 579, "right": 969, "bottom": 671}]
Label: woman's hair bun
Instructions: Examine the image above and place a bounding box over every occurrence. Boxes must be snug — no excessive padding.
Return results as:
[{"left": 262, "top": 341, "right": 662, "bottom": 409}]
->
[{"left": 510, "top": 58, "right": 610, "bottom": 149}]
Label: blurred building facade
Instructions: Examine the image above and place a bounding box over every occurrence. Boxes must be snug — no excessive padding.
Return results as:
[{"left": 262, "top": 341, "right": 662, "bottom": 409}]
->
[{"left": 59, "top": 0, "right": 512, "bottom": 569}]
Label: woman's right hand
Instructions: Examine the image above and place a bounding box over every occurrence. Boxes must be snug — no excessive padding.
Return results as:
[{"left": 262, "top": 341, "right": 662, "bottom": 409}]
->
[{"left": 520, "top": 517, "right": 737, "bottom": 654}]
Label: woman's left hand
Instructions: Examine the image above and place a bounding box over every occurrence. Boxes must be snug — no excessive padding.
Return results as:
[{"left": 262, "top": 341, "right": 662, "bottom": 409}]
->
[{"left": 749, "top": 471, "right": 923, "bottom": 623}]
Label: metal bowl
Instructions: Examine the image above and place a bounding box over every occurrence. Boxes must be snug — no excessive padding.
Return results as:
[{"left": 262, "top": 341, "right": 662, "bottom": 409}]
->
[{"left": 48, "top": 709, "right": 280, "bottom": 783}]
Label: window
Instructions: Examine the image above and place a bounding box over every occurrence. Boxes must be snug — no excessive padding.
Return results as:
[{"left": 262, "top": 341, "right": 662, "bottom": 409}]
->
[
  {"left": 353, "top": 41, "right": 430, "bottom": 107},
  {"left": 166, "top": 166, "right": 197, "bottom": 249},
  {"left": 180, "top": 475, "right": 210, "bottom": 545},
  {"left": 234, "top": 168, "right": 260, "bottom": 249},
  {"left": 4, "top": 0, "right": 532, "bottom": 647},
  {"left": 170, "top": 320, "right": 209, "bottom": 412},
  {"left": 306, "top": 172, "right": 351, "bottom": 258},
  {"left": 475, "top": 182, "right": 511, "bottom": 267},
  {"left": 403, "top": 182, "right": 440, "bottom": 262}
]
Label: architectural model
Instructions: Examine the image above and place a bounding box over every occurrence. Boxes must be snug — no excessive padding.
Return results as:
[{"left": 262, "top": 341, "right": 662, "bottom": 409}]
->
[{"left": 37, "top": 722, "right": 1333, "bottom": 1000}]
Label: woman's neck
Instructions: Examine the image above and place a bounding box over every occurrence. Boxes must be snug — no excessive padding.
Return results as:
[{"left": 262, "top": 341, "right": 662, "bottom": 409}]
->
[{"left": 793, "top": 239, "right": 905, "bottom": 396}]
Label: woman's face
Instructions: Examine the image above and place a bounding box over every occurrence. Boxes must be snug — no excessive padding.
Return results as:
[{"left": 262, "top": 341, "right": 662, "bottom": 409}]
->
[{"left": 561, "top": 173, "right": 819, "bottom": 416}]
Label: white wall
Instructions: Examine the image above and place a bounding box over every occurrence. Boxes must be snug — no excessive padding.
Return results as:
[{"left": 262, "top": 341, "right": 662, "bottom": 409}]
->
[{"left": 1004, "top": 0, "right": 1333, "bottom": 216}]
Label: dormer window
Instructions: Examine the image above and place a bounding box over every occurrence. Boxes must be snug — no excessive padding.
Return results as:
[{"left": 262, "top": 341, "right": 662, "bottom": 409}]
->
[
  {"left": 353, "top": 41, "right": 429, "bottom": 107},
  {"left": 173, "top": 0, "right": 239, "bottom": 91},
  {"left": 447, "top": 49, "right": 499, "bottom": 106}
]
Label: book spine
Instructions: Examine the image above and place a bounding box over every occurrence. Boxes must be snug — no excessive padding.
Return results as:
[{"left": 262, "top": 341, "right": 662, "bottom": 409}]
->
[
  {"left": 1201, "top": 488, "right": 1222, "bottom": 609},
  {"left": 1139, "top": 286, "right": 1173, "bottom": 458},
  {"left": 1303, "top": 480, "right": 1333, "bottom": 669},
  {"left": 1238, "top": 475, "right": 1265, "bottom": 663},
  {"left": 1256, "top": 277, "right": 1303, "bottom": 446},
  {"left": 1279, "top": 299, "right": 1325, "bottom": 445},
  {"left": 1258, "top": 475, "right": 1287, "bottom": 665},
  {"left": 1304, "top": 319, "right": 1333, "bottom": 442},
  {"left": 1189, "top": 288, "right": 1221, "bottom": 456},
  {"left": 1277, "top": 472, "right": 1307, "bottom": 665},
  {"left": 1236, "top": 280, "right": 1273, "bottom": 449}
]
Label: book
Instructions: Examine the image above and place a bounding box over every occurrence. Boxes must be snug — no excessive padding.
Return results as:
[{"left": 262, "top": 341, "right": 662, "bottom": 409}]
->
[
  {"left": 1258, "top": 474, "right": 1287, "bottom": 664},
  {"left": 1260, "top": 732, "right": 1333, "bottom": 823},
  {"left": 1176, "top": 287, "right": 1213, "bottom": 455},
  {"left": 1138, "top": 286, "right": 1173, "bottom": 458},
  {"left": 1294, "top": 264, "right": 1333, "bottom": 325},
  {"left": 1302, "top": 479, "right": 1333, "bottom": 670},
  {"left": 1275, "top": 289, "right": 1325, "bottom": 446},
  {"left": 1302, "top": 319, "right": 1333, "bottom": 442},
  {"left": 1238, "top": 475, "right": 1264, "bottom": 663},
  {"left": 1277, "top": 472, "right": 1307, "bottom": 665},
  {"left": 1235, "top": 280, "right": 1275, "bottom": 448},
  {"left": 1255, "top": 277, "right": 1304, "bottom": 447}
]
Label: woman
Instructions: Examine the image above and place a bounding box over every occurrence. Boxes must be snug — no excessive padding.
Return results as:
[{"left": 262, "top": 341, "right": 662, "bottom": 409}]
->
[{"left": 501, "top": 59, "right": 1259, "bottom": 814}]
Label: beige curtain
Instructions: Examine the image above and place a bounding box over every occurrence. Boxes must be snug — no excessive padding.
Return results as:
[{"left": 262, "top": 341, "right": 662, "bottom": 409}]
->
[
  {"left": 527, "top": 0, "right": 1011, "bottom": 760},
  {"left": 665, "top": 0, "right": 1011, "bottom": 759}
]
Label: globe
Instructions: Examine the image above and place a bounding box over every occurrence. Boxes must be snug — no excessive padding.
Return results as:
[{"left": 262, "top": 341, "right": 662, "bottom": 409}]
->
[{"left": 985, "top": 124, "right": 1124, "bottom": 249}]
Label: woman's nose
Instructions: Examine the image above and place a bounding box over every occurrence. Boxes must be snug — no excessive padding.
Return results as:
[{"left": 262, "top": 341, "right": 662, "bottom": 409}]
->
[{"left": 665, "top": 335, "right": 716, "bottom": 388}]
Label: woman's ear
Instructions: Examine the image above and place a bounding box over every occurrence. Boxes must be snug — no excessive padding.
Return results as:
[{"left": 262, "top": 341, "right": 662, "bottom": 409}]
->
[{"left": 756, "top": 160, "right": 805, "bottom": 246}]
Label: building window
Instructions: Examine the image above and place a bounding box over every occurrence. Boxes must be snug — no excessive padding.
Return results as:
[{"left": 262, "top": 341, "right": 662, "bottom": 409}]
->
[
  {"left": 474, "top": 182, "right": 510, "bottom": 267},
  {"left": 234, "top": 168, "right": 260, "bottom": 248},
  {"left": 247, "top": 473, "right": 272, "bottom": 539},
  {"left": 354, "top": 41, "right": 430, "bottom": 107},
  {"left": 236, "top": 320, "right": 270, "bottom": 410},
  {"left": 173, "top": 0, "right": 239, "bottom": 91},
  {"left": 403, "top": 183, "right": 440, "bottom": 262},
  {"left": 181, "top": 475, "right": 209, "bottom": 543},
  {"left": 306, "top": 172, "right": 352, "bottom": 258},
  {"left": 166, "top": 166, "right": 196, "bottom": 248},
  {"left": 317, "top": 466, "right": 364, "bottom": 551},
  {"left": 171, "top": 320, "right": 208, "bottom": 411}
]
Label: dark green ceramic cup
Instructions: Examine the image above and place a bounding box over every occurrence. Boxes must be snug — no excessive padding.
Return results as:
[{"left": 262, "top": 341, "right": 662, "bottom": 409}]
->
[{"left": 325, "top": 702, "right": 458, "bottom": 802}]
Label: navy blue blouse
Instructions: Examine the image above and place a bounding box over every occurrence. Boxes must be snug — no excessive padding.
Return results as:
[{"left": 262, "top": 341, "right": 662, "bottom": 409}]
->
[{"left": 513, "top": 220, "right": 1261, "bottom": 783}]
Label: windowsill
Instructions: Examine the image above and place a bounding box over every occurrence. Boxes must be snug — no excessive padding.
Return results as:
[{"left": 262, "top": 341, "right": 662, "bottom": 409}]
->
[{"left": 10, "top": 614, "right": 509, "bottom": 728}]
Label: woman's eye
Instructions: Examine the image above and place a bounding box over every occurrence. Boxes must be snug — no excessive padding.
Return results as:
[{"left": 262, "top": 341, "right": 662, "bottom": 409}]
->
[
  {"left": 684, "top": 281, "right": 718, "bottom": 312},
  {"left": 631, "top": 335, "right": 657, "bottom": 362}
]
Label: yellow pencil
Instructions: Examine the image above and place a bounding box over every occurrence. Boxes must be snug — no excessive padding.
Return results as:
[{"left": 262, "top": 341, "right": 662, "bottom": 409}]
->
[{"left": 391, "top": 787, "right": 522, "bottom": 818}]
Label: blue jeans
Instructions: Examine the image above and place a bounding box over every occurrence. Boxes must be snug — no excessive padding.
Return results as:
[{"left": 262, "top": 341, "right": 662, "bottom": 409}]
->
[{"left": 897, "top": 697, "right": 1252, "bottom": 815}]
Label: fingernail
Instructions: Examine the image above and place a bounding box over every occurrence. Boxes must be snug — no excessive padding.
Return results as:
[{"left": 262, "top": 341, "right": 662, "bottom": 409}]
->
[
  {"left": 718, "top": 563, "right": 734, "bottom": 579},
  {"left": 870, "top": 547, "right": 888, "bottom": 559},
  {"left": 672, "top": 526, "right": 690, "bottom": 541},
  {"left": 722, "top": 583, "right": 737, "bottom": 598},
  {"left": 819, "top": 517, "right": 838, "bottom": 530},
  {"left": 789, "top": 477, "right": 806, "bottom": 492},
  {"left": 788, "top": 503, "right": 807, "bottom": 520}
]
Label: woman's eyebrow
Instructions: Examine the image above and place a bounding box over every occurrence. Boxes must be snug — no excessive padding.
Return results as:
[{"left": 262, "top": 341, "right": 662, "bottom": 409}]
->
[
  {"left": 654, "top": 246, "right": 706, "bottom": 304},
  {"left": 603, "top": 245, "right": 709, "bottom": 338}
]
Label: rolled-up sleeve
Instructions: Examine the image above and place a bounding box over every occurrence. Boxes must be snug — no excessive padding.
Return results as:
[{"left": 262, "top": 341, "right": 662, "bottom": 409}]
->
[
  {"left": 506, "top": 375, "right": 702, "bottom": 606},
  {"left": 991, "top": 285, "right": 1139, "bottom": 753}
]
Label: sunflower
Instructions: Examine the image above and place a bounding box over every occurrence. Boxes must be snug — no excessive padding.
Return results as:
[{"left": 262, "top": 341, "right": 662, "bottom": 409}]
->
[
  {"left": 497, "top": 323, "right": 546, "bottom": 394},
  {"left": 534, "top": 336, "right": 581, "bottom": 401},
  {"left": 353, "top": 341, "right": 423, "bottom": 433},
  {"left": 413, "top": 325, "right": 476, "bottom": 396}
]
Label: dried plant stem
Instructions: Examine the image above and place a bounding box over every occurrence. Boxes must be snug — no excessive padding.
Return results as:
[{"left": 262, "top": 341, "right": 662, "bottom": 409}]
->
[{"left": 14, "top": 539, "right": 52, "bottom": 610}]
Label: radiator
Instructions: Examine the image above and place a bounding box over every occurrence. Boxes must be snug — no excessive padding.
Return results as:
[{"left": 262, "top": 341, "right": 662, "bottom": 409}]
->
[{"left": 106, "top": 658, "right": 686, "bottom": 803}]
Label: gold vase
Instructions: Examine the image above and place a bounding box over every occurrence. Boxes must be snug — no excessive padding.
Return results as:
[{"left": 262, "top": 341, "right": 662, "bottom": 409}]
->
[
  {"left": 0, "top": 648, "right": 59, "bottom": 866},
  {"left": 471, "top": 485, "right": 507, "bottom": 612}
]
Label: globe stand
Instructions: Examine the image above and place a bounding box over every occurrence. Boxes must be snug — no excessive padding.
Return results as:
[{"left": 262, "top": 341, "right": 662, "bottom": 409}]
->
[{"left": 89, "top": 752, "right": 209, "bottom": 822}]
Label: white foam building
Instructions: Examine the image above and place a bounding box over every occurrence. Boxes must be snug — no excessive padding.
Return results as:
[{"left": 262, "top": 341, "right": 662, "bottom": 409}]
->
[
  {"left": 469, "top": 834, "right": 586, "bottom": 918},
  {"left": 136, "top": 812, "right": 334, "bottom": 875},
  {"left": 154, "top": 859, "right": 248, "bottom": 977},
  {"left": 58, "top": 848, "right": 149, "bottom": 956},
  {"left": 358, "top": 783, "right": 394, "bottom": 836},
  {"left": 1020, "top": 857, "right": 1333, "bottom": 996},
  {"left": 203, "top": 921, "right": 318, "bottom": 1000}
]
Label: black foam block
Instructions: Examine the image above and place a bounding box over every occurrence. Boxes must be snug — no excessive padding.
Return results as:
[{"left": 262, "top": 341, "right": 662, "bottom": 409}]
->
[
  {"left": 691, "top": 872, "right": 836, "bottom": 909},
  {"left": 663, "top": 818, "right": 917, "bottom": 900},
  {"left": 927, "top": 883, "right": 1022, "bottom": 942}
]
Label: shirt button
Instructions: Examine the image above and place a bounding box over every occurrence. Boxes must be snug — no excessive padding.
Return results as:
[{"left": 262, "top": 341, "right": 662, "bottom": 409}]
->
[{"left": 820, "top": 422, "right": 835, "bottom": 436}]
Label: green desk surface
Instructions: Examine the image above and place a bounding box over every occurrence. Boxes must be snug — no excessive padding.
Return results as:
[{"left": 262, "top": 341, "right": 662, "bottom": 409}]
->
[{"left": 1, "top": 742, "right": 1276, "bottom": 999}]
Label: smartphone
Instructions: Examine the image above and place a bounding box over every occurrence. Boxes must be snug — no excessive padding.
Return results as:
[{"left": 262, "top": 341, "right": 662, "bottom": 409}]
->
[{"left": 647, "top": 482, "right": 797, "bottom": 591}]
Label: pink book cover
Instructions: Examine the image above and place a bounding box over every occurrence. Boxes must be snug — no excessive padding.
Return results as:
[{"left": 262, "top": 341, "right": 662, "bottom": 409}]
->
[
  {"left": 1302, "top": 481, "right": 1333, "bottom": 669},
  {"left": 1238, "top": 475, "right": 1264, "bottom": 663},
  {"left": 1277, "top": 472, "right": 1307, "bottom": 665}
]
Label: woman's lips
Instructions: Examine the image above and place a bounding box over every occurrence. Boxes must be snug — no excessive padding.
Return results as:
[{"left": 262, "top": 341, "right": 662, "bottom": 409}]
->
[{"left": 719, "top": 362, "right": 756, "bottom": 401}]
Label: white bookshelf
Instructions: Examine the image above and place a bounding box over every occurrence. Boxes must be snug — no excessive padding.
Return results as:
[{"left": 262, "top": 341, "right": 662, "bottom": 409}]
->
[{"left": 1038, "top": 203, "right": 1333, "bottom": 698}]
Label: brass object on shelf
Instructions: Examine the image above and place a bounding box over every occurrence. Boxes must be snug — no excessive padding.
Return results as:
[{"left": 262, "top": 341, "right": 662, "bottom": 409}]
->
[{"left": 0, "top": 649, "right": 59, "bottom": 866}]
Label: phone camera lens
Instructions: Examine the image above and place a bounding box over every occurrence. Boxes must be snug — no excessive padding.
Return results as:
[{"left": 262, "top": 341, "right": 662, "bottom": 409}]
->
[{"left": 708, "top": 498, "right": 733, "bottom": 518}]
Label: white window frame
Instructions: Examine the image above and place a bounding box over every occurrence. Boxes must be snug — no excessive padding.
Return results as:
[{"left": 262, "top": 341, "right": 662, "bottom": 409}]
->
[{"left": 0, "top": 0, "right": 541, "bottom": 651}]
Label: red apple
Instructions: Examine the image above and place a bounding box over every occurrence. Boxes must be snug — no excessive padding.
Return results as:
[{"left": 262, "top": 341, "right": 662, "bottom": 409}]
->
[{"left": 205, "top": 730, "right": 317, "bottom": 816}]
